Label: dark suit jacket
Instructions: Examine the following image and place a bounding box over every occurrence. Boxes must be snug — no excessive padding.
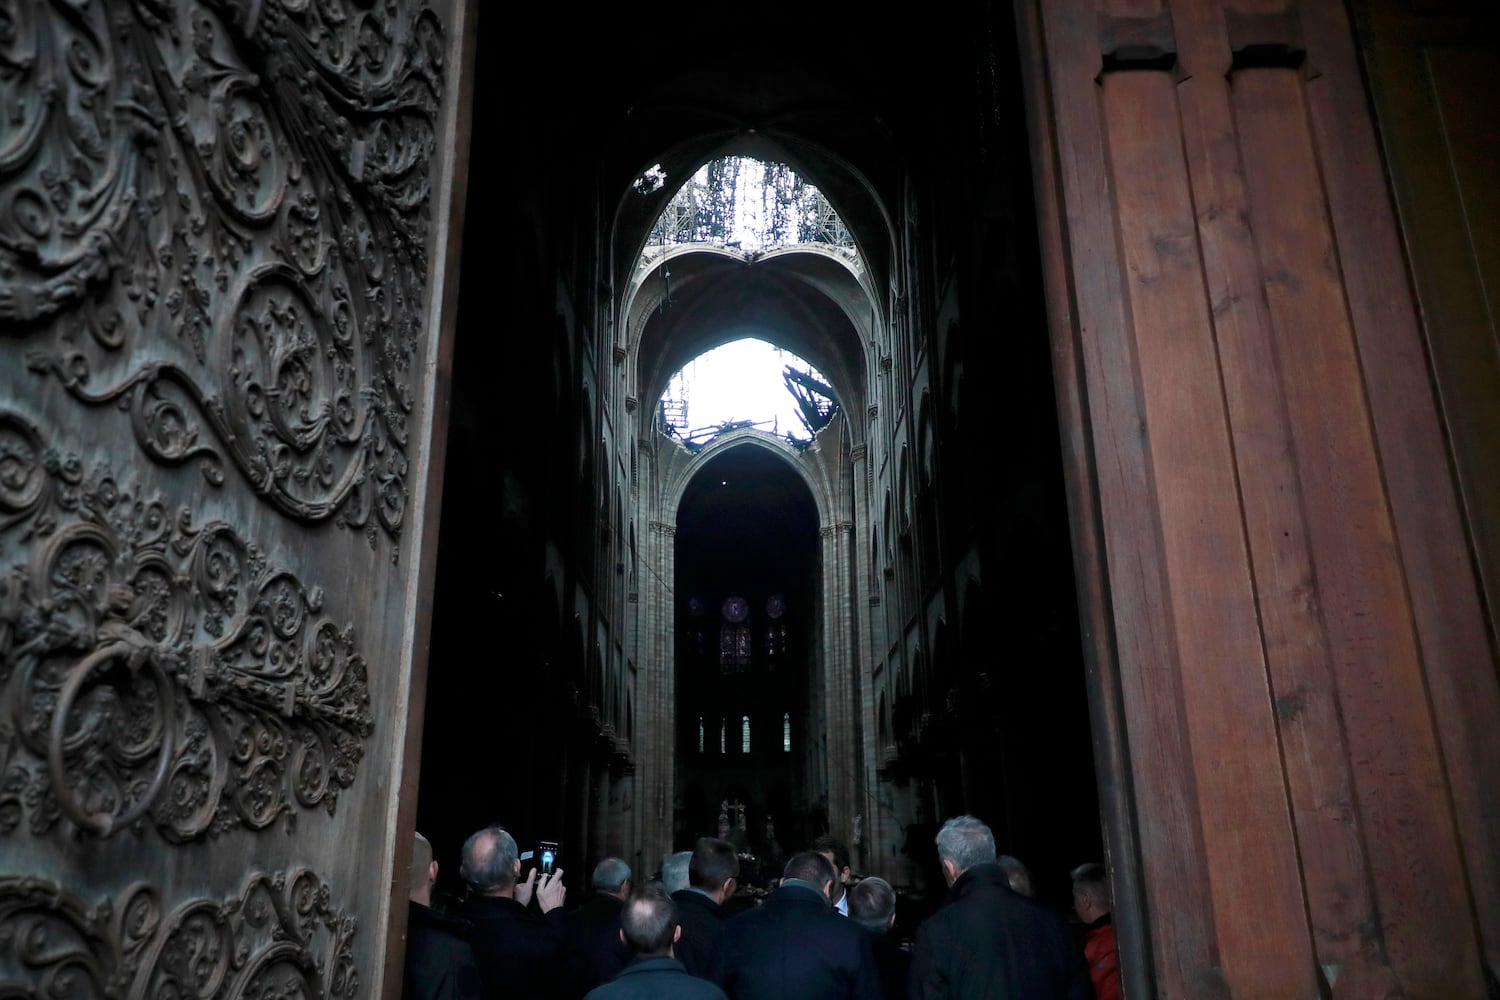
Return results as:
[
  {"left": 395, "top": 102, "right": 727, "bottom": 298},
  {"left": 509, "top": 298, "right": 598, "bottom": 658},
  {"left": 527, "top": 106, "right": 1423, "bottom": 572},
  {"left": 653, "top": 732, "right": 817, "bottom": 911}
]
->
[
  {"left": 909, "top": 863, "right": 1091, "bottom": 1000},
  {"left": 404, "top": 901, "right": 482, "bottom": 1000},
  {"left": 671, "top": 887, "right": 727, "bottom": 978},
  {"left": 710, "top": 881, "right": 881, "bottom": 1000},
  {"left": 563, "top": 893, "right": 629, "bottom": 998},
  {"left": 583, "top": 956, "right": 729, "bottom": 1000},
  {"left": 460, "top": 894, "right": 568, "bottom": 1000}
]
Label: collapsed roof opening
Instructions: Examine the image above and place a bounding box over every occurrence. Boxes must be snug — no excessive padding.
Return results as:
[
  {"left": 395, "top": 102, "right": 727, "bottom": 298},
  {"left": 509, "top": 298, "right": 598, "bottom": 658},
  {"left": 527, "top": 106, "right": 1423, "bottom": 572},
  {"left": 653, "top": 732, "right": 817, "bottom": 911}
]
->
[
  {"left": 658, "top": 337, "right": 839, "bottom": 447},
  {"left": 638, "top": 156, "right": 856, "bottom": 260}
]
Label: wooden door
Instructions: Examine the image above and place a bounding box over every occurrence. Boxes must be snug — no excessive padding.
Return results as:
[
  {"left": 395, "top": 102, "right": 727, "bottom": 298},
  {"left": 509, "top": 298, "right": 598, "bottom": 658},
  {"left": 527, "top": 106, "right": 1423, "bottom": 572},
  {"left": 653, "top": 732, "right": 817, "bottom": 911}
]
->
[
  {"left": 1356, "top": 9, "right": 1500, "bottom": 980},
  {"left": 0, "top": 0, "right": 472, "bottom": 995},
  {"left": 1014, "top": 0, "right": 1496, "bottom": 996}
]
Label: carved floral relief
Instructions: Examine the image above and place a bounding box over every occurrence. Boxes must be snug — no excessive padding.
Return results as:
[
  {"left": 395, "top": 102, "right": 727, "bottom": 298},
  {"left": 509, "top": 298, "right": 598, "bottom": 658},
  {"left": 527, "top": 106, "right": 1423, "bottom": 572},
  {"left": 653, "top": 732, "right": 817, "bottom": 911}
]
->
[
  {"left": 1, "top": 0, "right": 447, "bottom": 547},
  {"left": 0, "top": 409, "right": 375, "bottom": 842},
  {"left": 0, "top": 867, "right": 358, "bottom": 998}
]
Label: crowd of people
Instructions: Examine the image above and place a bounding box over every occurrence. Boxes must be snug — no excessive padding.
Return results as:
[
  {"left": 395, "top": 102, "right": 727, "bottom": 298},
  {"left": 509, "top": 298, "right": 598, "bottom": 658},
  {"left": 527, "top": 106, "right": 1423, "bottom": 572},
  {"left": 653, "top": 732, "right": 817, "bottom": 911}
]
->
[{"left": 403, "top": 816, "right": 1120, "bottom": 1000}]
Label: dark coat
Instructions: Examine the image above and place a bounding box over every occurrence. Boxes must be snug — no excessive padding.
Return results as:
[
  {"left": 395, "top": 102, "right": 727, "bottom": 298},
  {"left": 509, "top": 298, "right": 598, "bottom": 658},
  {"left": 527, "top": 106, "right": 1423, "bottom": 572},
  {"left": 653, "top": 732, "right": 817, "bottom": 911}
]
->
[
  {"left": 583, "top": 956, "right": 729, "bottom": 1000},
  {"left": 909, "top": 863, "right": 1091, "bottom": 1000},
  {"left": 562, "top": 893, "right": 630, "bottom": 998},
  {"left": 671, "top": 888, "right": 728, "bottom": 978},
  {"left": 710, "top": 881, "right": 881, "bottom": 1000},
  {"left": 863, "top": 928, "right": 910, "bottom": 1000},
  {"left": 404, "top": 901, "right": 483, "bottom": 1000},
  {"left": 460, "top": 894, "right": 568, "bottom": 1000}
]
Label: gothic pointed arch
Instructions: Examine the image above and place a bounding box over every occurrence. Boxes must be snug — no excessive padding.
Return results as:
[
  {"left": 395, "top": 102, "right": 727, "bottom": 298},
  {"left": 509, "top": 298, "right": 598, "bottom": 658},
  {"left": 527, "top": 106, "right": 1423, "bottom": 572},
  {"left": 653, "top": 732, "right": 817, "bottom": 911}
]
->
[{"left": 660, "top": 429, "right": 837, "bottom": 530}]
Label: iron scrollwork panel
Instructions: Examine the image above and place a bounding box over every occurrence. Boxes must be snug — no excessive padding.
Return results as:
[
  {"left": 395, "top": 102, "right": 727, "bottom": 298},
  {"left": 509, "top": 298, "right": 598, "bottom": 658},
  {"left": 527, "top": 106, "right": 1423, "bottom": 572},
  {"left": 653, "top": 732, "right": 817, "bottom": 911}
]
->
[
  {"left": 1, "top": 0, "right": 448, "bottom": 547},
  {"left": 0, "top": 867, "right": 359, "bottom": 998},
  {"left": 0, "top": 0, "right": 457, "bottom": 993},
  {"left": 0, "top": 408, "right": 375, "bottom": 842}
]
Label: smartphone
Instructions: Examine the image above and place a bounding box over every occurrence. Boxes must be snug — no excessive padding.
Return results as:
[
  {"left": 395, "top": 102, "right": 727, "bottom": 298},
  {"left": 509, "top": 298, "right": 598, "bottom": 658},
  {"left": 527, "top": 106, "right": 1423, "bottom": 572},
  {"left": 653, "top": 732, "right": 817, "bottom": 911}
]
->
[{"left": 537, "top": 841, "right": 560, "bottom": 876}]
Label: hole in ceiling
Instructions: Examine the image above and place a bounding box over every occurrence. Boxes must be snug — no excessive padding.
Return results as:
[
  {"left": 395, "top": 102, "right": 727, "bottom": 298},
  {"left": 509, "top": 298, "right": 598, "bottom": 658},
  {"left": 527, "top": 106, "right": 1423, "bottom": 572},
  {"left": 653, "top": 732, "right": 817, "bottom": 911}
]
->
[
  {"left": 643, "top": 157, "right": 855, "bottom": 258},
  {"left": 659, "top": 337, "right": 839, "bottom": 446}
]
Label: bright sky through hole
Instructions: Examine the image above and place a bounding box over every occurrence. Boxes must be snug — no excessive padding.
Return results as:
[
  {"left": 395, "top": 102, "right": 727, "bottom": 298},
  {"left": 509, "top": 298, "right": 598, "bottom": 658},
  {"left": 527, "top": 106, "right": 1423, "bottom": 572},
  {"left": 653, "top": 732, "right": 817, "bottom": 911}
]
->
[
  {"left": 642, "top": 155, "right": 855, "bottom": 257},
  {"left": 662, "top": 338, "right": 831, "bottom": 442}
]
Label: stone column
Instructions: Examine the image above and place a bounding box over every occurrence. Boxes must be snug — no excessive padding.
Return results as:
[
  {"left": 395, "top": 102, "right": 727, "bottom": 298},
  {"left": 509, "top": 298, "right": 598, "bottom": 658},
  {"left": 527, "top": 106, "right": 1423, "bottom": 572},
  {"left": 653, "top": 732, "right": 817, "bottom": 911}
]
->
[
  {"left": 849, "top": 442, "right": 882, "bottom": 873},
  {"left": 819, "top": 519, "right": 858, "bottom": 839},
  {"left": 615, "top": 770, "right": 638, "bottom": 875},
  {"left": 639, "top": 518, "right": 676, "bottom": 866}
]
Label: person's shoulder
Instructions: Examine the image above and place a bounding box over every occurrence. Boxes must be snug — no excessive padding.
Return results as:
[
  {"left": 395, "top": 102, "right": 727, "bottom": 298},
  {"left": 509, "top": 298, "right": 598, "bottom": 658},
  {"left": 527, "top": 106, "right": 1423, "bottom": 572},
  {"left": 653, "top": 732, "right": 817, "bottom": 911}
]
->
[
  {"left": 691, "top": 976, "right": 730, "bottom": 1000},
  {"left": 794, "top": 904, "right": 868, "bottom": 944},
  {"left": 661, "top": 967, "right": 730, "bottom": 1000},
  {"left": 719, "top": 898, "right": 763, "bottom": 927},
  {"left": 582, "top": 982, "right": 618, "bottom": 1000},
  {"left": 459, "top": 895, "right": 521, "bottom": 920},
  {"left": 589, "top": 962, "right": 727, "bottom": 1000},
  {"left": 832, "top": 910, "right": 876, "bottom": 943},
  {"left": 424, "top": 905, "right": 477, "bottom": 934},
  {"left": 672, "top": 889, "right": 715, "bottom": 911},
  {"left": 912, "top": 896, "right": 968, "bottom": 942}
]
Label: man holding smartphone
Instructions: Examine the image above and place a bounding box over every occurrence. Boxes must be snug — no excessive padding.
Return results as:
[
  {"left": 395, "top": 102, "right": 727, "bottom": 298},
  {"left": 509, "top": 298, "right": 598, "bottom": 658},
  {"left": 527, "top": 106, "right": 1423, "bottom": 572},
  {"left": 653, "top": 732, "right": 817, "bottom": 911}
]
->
[{"left": 459, "top": 825, "right": 568, "bottom": 1000}]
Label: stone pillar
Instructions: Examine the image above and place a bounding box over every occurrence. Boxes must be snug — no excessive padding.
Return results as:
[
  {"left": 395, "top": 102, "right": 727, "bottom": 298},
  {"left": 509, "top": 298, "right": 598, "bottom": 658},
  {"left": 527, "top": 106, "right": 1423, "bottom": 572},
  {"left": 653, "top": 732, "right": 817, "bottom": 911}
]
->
[
  {"left": 849, "top": 442, "right": 882, "bottom": 873},
  {"left": 615, "top": 770, "right": 638, "bottom": 875},
  {"left": 638, "top": 518, "right": 676, "bottom": 866},
  {"left": 587, "top": 755, "right": 605, "bottom": 864},
  {"left": 819, "top": 519, "right": 858, "bottom": 840}
]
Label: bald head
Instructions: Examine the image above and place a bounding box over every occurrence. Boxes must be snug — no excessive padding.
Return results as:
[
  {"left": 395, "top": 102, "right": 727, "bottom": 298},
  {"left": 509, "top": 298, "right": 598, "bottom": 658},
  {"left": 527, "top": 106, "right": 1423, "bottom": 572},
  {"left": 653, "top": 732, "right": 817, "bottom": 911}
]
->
[
  {"left": 620, "top": 883, "right": 679, "bottom": 957},
  {"left": 409, "top": 832, "right": 437, "bottom": 905},
  {"left": 461, "top": 826, "right": 519, "bottom": 895}
]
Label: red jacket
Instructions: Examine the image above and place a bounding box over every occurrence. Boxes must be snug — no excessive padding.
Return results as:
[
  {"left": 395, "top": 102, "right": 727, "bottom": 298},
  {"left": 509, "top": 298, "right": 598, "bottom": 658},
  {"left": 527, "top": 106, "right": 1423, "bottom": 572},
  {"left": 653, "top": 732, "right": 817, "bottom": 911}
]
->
[{"left": 1083, "top": 918, "right": 1120, "bottom": 1000}]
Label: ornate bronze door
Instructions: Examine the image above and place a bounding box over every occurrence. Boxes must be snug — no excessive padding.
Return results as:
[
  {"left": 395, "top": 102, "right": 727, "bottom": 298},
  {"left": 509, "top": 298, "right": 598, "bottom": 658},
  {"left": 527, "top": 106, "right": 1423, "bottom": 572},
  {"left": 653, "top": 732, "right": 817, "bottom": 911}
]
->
[{"left": 0, "top": 0, "right": 471, "bottom": 994}]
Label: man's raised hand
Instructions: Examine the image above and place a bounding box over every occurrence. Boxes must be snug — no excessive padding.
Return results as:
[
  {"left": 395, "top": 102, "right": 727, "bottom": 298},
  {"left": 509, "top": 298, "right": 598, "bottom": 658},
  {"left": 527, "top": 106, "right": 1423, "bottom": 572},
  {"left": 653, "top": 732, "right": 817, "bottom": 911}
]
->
[
  {"left": 536, "top": 868, "right": 567, "bottom": 913},
  {"left": 515, "top": 866, "right": 538, "bottom": 907}
]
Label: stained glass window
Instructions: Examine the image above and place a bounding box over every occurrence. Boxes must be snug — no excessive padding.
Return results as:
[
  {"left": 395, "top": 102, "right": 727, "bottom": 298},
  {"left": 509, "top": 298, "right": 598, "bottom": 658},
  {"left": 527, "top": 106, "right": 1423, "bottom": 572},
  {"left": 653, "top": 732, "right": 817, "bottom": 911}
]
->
[
  {"left": 720, "top": 718, "right": 726, "bottom": 754},
  {"left": 765, "top": 622, "right": 787, "bottom": 660},
  {"left": 783, "top": 713, "right": 791, "bottom": 752},
  {"left": 720, "top": 624, "right": 752, "bottom": 671},
  {"left": 742, "top": 716, "right": 751, "bottom": 753},
  {"left": 698, "top": 717, "right": 704, "bottom": 753}
]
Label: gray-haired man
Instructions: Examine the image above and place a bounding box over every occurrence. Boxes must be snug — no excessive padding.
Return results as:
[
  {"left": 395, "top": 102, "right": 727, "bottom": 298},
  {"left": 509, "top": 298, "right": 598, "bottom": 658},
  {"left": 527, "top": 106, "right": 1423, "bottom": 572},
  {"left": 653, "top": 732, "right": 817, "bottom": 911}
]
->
[{"left": 909, "top": 816, "right": 1089, "bottom": 999}]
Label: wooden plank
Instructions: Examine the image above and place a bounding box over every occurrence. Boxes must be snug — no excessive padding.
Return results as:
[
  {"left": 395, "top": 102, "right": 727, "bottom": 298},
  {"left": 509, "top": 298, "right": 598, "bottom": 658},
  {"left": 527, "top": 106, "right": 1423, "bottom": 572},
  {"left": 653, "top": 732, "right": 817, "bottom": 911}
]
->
[
  {"left": 1011, "top": 1, "right": 1156, "bottom": 993},
  {"left": 1232, "top": 59, "right": 1485, "bottom": 998},
  {"left": 1101, "top": 65, "right": 1319, "bottom": 998},
  {"left": 1029, "top": 2, "right": 1228, "bottom": 995},
  {"left": 1167, "top": 4, "right": 1402, "bottom": 995}
]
